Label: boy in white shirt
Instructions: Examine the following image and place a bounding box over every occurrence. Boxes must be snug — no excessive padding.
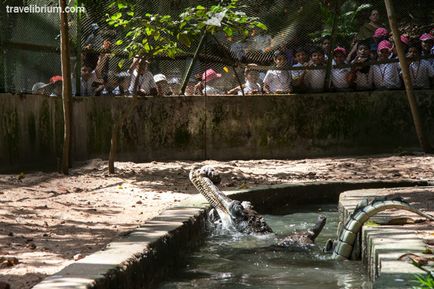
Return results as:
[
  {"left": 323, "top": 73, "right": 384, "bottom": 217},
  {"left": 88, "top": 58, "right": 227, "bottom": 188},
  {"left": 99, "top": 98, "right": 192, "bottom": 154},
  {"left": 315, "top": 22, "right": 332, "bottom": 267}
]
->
[
  {"left": 371, "top": 40, "right": 401, "bottom": 89},
  {"left": 303, "top": 47, "right": 326, "bottom": 92},
  {"left": 263, "top": 50, "right": 291, "bottom": 94},
  {"left": 331, "top": 47, "right": 351, "bottom": 90},
  {"left": 291, "top": 47, "right": 308, "bottom": 90},
  {"left": 227, "top": 64, "right": 262, "bottom": 95},
  {"left": 406, "top": 45, "right": 434, "bottom": 89},
  {"left": 72, "top": 65, "right": 99, "bottom": 96},
  {"left": 128, "top": 59, "right": 158, "bottom": 95}
]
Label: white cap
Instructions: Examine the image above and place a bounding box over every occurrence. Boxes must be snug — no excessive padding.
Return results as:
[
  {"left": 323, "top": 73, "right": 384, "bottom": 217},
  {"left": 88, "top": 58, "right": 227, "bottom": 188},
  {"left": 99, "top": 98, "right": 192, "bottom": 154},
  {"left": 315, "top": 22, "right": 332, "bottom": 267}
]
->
[{"left": 154, "top": 74, "right": 167, "bottom": 83}]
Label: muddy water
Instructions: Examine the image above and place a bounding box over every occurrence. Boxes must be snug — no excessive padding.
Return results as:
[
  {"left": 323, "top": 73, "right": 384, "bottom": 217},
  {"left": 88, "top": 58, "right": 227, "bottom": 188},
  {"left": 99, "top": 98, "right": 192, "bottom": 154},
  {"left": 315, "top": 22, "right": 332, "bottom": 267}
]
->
[{"left": 159, "top": 204, "right": 371, "bottom": 289}]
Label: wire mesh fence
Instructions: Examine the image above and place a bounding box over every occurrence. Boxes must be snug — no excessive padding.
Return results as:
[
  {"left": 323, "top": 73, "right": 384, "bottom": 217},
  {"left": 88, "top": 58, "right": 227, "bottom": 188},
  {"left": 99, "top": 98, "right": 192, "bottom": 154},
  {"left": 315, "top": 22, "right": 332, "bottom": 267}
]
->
[{"left": 1, "top": 0, "right": 433, "bottom": 96}]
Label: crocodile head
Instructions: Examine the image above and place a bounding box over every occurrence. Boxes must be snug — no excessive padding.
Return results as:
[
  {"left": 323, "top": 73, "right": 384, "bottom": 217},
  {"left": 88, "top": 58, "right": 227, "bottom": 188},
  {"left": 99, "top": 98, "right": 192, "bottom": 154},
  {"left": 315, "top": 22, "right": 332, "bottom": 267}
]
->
[{"left": 189, "top": 166, "right": 273, "bottom": 235}]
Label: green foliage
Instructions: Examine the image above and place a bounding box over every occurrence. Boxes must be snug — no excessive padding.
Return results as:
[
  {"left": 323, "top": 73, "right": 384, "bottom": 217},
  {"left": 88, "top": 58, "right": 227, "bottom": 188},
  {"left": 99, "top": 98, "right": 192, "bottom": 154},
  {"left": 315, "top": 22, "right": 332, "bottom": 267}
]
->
[
  {"left": 178, "top": 0, "right": 266, "bottom": 40},
  {"left": 412, "top": 272, "right": 434, "bottom": 289},
  {"left": 310, "top": 1, "right": 372, "bottom": 44},
  {"left": 107, "top": 1, "right": 180, "bottom": 61},
  {"left": 107, "top": 0, "right": 267, "bottom": 64}
]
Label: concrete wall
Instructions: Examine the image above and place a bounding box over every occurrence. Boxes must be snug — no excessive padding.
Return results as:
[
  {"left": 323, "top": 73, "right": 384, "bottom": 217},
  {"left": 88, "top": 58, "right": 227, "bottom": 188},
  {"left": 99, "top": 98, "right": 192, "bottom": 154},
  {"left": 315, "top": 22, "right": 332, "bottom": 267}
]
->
[{"left": 0, "top": 90, "right": 433, "bottom": 171}]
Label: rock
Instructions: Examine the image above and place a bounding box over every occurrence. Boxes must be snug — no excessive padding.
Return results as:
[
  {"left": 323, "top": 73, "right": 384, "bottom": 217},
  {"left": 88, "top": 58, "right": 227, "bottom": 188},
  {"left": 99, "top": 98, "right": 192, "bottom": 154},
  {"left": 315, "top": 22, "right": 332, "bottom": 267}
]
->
[
  {"left": 26, "top": 243, "right": 36, "bottom": 250},
  {"left": 7, "top": 232, "right": 13, "bottom": 237},
  {"left": 136, "top": 200, "right": 143, "bottom": 205},
  {"left": 0, "top": 256, "right": 19, "bottom": 268},
  {"left": 73, "top": 253, "right": 84, "bottom": 261}
]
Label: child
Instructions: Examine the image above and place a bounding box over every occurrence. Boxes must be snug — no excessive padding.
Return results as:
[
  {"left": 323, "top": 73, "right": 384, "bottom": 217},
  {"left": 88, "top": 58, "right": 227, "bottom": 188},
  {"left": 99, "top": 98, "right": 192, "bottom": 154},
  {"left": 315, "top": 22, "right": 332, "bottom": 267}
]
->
[
  {"left": 348, "top": 41, "right": 373, "bottom": 90},
  {"left": 112, "top": 72, "right": 130, "bottom": 96},
  {"left": 263, "top": 50, "right": 291, "bottom": 94},
  {"left": 420, "top": 33, "right": 434, "bottom": 66},
  {"left": 331, "top": 47, "right": 351, "bottom": 91},
  {"left": 227, "top": 64, "right": 262, "bottom": 95},
  {"left": 321, "top": 35, "right": 331, "bottom": 59},
  {"left": 72, "top": 65, "right": 99, "bottom": 96},
  {"left": 154, "top": 74, "right": 172, "bottom": 96},
  {"left": 128, "top": 59, "right": 158, "bottom": 95},
  {"left": 372, "top": 27, "right": 389, "bottom": 53},
  {"left": 168, "top": 77, "right": 182, "bottom": 95},
  {"left": 291, "top": 47, "right": 308, "bottom": 83},
  {"left": 303, "top": 47, "right": 326, "bottom": 92},
  {"left": 202, "top": 69, "right": 224, "bottom": 95},
  {"left": 371, "top": 40, "right": 401, "bottom": 89},
  {"left": 406, "top": 45, "right": 434, "bottom": 89}
]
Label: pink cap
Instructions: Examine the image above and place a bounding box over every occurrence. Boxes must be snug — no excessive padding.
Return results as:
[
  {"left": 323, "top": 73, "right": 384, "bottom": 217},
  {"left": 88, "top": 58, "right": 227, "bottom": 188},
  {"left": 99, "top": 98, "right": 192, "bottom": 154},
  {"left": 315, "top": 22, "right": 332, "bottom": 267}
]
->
[
  {"left": 400, "top": 34, "right": 410, "bottom": 45},
  {"left": 419, "top": 33, "right": 434, "bottom": 42},
  {"left": 49, "top": 75, "right": 63, "bottom": 83},
  {"left": 374, "top": 27, "right": 389, "bottom": 38},
  {"left": 333, "top": 46, "right": 347, "bottom": 55},
  {"left": 202, "top": 69, "right": 222, "bottom": 82},
  {"left": 377, "top": 40, "right": 392, "bottom": 52}
]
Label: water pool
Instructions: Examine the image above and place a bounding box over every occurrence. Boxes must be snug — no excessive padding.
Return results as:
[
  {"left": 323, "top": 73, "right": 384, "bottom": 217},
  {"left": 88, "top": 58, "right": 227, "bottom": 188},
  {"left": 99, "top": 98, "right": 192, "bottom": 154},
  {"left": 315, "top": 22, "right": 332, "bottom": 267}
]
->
[{"left": 159, "top": 204, "right": 371, "bottom": 289}]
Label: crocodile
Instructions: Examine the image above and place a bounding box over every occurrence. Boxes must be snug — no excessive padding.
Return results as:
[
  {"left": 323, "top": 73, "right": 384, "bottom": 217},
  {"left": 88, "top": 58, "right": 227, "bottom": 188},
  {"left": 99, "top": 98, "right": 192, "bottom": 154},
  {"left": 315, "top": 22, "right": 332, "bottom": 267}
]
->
[
  {"left": 326, "top": 196, "right": 434, "bottom": 260},
  {"left": 189, "top": 166, "right": 273, "bottom": 235},
  {"left": 189, "top": 166, "right": 326, "bottom": 247}
]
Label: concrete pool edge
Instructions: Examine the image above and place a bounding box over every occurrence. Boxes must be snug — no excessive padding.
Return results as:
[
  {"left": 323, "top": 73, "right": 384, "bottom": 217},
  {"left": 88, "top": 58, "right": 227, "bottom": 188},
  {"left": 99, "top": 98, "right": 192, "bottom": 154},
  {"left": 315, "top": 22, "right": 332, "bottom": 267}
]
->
[{"left": 32, "top": 179, "right": 432, "bottom": 289}]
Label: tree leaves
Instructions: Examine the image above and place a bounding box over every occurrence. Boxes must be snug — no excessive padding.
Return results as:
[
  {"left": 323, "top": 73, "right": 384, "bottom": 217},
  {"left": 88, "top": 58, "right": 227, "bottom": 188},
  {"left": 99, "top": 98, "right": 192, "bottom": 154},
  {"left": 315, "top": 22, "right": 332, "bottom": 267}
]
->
[{"left": 107, "top": 0, "right": 267, "bottom": 60}]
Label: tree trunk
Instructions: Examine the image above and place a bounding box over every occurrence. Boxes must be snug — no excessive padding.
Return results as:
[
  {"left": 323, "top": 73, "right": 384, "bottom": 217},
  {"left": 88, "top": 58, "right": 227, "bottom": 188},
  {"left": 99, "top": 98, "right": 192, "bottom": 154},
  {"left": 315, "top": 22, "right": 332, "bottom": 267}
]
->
[
  {"left": 59, "top": 0, "right": 73, "bottom": 174},
  {"left": 384, "top": 0, "right": 432, "bottom": 152},
  {"left": 108, "top": 102, "right": 119, "bottom": 174}
]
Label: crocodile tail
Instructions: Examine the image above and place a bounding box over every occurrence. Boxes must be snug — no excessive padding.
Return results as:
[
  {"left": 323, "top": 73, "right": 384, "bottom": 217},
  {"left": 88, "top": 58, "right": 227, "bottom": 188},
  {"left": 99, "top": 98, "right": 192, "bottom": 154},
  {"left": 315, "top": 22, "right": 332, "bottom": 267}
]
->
[
  {"left": 189, "top": 167, "right": 232, "bottom": 214},
  {"left": 332, "top": 196, "right": 434, "bottom": 260}
]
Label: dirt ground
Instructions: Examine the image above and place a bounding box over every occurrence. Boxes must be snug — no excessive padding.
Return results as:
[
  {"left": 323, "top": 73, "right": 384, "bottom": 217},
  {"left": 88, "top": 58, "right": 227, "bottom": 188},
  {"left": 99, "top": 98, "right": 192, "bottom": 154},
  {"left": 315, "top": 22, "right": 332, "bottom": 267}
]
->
[{"left": 0, "top": 155, "right": 433, "bottom": 289}]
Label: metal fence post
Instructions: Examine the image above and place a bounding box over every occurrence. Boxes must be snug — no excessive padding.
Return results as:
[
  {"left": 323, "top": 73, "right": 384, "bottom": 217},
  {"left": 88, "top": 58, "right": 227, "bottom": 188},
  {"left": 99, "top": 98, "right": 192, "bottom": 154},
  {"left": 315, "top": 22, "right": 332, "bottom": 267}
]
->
[
  {"left": 323, "top": 0, "right": 340, "bottom": 91},
  {"left": 181, "top": 32, "right": 206, "bottom": 95}
]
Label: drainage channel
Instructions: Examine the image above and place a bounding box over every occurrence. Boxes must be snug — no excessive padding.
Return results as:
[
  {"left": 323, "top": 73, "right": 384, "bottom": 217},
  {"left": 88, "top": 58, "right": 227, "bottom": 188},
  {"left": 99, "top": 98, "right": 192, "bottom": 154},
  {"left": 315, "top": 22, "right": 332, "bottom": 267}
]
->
[{"left": 32, "top": 180, "right": 430, "bottom": 289}]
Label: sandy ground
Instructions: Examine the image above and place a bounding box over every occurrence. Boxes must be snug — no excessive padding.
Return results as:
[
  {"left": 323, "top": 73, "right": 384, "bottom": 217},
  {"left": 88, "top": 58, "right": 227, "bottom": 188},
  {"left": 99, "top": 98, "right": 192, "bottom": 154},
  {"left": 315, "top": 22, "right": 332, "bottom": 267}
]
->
[{"left": 0, "top": 155, "right": 433, "bottom": 289}]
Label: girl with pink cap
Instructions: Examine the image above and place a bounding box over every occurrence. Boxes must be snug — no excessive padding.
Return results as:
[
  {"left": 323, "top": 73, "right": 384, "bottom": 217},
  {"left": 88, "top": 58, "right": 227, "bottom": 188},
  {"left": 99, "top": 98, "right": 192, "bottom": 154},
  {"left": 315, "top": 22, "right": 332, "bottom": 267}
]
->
[{"left": 371, "top": 40, "right": 401, "bottom": 89}]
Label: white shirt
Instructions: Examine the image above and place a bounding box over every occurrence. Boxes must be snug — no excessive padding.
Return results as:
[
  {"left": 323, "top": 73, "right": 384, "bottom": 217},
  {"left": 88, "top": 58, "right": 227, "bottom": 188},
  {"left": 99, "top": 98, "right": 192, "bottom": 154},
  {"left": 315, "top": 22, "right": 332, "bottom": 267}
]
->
[
  {"left": 72, "top": 70, "right": 98, "bottom": 96},
  {"left": 331, "top": 67, "right": 351, "bottom": 89},
  {"left": 203, "top": 85, "right": 223, "bottom": 95},
  {"left": 239, "top": 80, "right": 261, "bottom": 95},
  {"left": 263, "top": 70, "right": 291, "bottom": 93},
  {"left": 408, "top": 59, "right": 434, "bottom": 89},
  {"left": 128, "top": 70, "right": 157, "bottom": 94},
  {"left": 371, "top": 62, "right": 401, "bottom": 89},
  {"left": 291, "top": 63, "right": 305, "bottom": 79},
  {"left": 304, "top": 67, "right": 326, "bottom": 91},
  {"left": 354, "top": 70, "right": 372, "bottom": 90}
]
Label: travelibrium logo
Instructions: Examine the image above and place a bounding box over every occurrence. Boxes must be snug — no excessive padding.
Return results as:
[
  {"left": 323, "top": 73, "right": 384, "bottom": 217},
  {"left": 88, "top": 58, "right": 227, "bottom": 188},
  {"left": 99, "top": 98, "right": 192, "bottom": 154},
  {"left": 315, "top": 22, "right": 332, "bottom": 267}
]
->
[{"left": 5, "top": 3, "right": 86, "bottom": 14}]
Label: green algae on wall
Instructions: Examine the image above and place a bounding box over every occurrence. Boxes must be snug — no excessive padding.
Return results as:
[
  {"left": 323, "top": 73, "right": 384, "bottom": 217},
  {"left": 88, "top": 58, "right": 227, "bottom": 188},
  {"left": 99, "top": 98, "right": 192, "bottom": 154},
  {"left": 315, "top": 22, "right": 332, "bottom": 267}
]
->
[
  {"left": 38, "top": 99, "right": 53, "bottom": 155},
  {"left": 87, "top": 98, "right": 112, "bottom": 154},
  {"left": 2, "top": 109, "right": 20, "bottom": 163}
]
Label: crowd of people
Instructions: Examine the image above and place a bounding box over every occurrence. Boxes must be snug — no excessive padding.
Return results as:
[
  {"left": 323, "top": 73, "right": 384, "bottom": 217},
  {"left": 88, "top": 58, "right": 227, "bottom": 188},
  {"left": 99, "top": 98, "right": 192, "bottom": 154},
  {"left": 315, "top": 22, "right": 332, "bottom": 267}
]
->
[{"left": 32, "top": 10, "right": 434, "bottom": 97}]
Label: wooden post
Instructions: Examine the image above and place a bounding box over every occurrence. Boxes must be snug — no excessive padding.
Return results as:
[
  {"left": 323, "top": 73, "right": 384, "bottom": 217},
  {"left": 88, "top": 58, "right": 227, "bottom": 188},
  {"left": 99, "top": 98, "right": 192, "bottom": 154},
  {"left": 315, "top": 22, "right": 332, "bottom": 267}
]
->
[
  {"left": 108, "top": 102, "right": 119, "bottom": 174},
  {"left": 75, "top": 0, "right": 82, "bottom": 96},
  {"left": 59, "top": 0, "right": 73, "bottom": 174},
  {"left": 323, "top": 0, "right": 340, "bottom": 91},
  {"left": 181, "top": 32, "right": 206, "bottom": 95},
  {"left": 384, "top": 0, "right": 432, "bottom": 152}
]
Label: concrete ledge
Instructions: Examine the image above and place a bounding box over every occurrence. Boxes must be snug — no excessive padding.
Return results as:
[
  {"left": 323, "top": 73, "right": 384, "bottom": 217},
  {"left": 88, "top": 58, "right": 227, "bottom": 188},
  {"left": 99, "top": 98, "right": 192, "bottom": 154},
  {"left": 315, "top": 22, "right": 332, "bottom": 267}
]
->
[
  {"left": 339, "top": 187, "right": 434, "bottom": 289},
  {"left": 33, "top": 205, "right": 208, "bottom": 289},
  {"left": 33, "top": 180, "right": 431, "bottom": 289}
]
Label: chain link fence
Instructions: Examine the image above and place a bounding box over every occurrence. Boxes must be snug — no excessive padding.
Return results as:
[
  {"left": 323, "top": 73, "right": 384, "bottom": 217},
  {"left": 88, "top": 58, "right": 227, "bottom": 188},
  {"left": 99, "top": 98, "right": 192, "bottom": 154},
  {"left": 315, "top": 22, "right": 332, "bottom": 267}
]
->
[{"left": 1, "top": 0, "right": 433, "bottom": 96}]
